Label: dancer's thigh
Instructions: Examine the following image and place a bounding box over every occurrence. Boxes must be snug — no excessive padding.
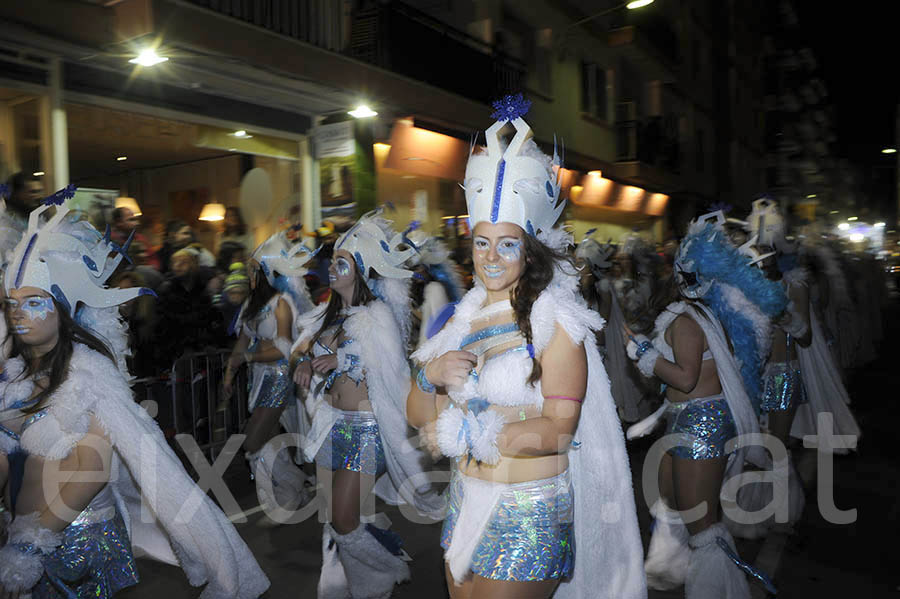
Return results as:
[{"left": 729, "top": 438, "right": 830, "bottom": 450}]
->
[
  {"left": 243, "top": 405, "right": 286, "bottom": 453},
  {"left": 672, "top": 455, "right": 727, "bottom": 535}
]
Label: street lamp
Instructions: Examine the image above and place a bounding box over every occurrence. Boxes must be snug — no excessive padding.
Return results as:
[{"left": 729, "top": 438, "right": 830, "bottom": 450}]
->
[
  {"left": 129, "top": 48, "right": 168, "bottom": 67},
  {"left": 564, "top": 0, "right": 654, "bottom": 31},
  {"left": 882, "top": 148, "right": 897, "bottom": 154},
  {"left": 349, "top": 105, "right": 378, "bottom": 119}
]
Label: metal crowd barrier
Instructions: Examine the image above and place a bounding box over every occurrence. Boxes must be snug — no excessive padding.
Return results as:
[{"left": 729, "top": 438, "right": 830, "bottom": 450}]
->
[{"left": 131, "top": 349, "right": 250, "bottom": 462}]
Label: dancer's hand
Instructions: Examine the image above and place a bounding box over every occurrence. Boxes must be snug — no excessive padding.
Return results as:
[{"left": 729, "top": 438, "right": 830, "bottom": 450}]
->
[
  {"left": 312, "top": 354, "right": 338, "bottom": 375},
  {"left": 293, "top": 360, "right": 313, "bottom": 388},
  {"left": 425, "top": 351, "right": 477, "bottom": 389}
]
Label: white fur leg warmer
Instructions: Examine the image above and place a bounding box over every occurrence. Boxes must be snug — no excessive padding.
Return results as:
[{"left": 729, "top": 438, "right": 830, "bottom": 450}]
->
[
  {"left": 318, "top": 525, "right": 350, "bottom": 599},
  {"left": 0, "top": 512, "right": 63, "bottom": 592},
  {"left": 332, "top": 523, "right": 410, "bottom": 599},
  {"left": 685, "top": 523, "right": 751, "bottom": 599},
  {"left": 249, "top": 440, "right": 310, "bottom": 519},
  {"left": 644, "top": 500, "right": 690, "bottom": 590}
]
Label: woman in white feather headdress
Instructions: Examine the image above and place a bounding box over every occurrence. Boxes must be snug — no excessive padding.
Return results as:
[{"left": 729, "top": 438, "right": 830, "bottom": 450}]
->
[
  {"left": 0, "top": 190, "right": 269, "bottom": 598},
  {"left": 223, "top": 230, "right": 316, "bottom": 525},
  {"left": 408, "top": 96, "right": 646, "bottom": 599},
  {"left": 290, "top": 210, "right": 442, "bottom": 599},
  {"left": 624, "top": 211, "right": 786, "bottom": 599}
]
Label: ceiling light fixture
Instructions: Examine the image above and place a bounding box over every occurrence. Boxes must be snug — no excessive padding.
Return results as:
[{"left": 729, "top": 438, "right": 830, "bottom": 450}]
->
[
  {"left": 349, "top": 105, "right": 378, "bottom": 118},
  {"left": 882, "top": 148, "right": 897, "bottom": 154},
  {"left": 32, "top": 171, "right": 45, "bottom": 177},
  {"left": 199, "top": 202, "right": 226, "bottom": 222},
  {"left": 129, "top": 48, "right": 169, "bottom": 67},
  {"left": 117, "top": 156, "right": 127, "bottom": 161}
]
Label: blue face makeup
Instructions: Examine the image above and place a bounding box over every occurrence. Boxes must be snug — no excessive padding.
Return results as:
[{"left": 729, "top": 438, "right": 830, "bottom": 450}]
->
[
  {"left": 496, "top": 238, "right": 523, "bottom": 262},
  {"left": 335, "top": 257, "right": 352, "bottom": 277},
  {"left": 7, "top": 297, "right": 56, "bottom": 322}
]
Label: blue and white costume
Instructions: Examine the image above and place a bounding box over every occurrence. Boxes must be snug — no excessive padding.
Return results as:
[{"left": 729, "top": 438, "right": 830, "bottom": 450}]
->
[
  {"left": 293, "top": 212, "right": 443, "bottom": 599},
  {"left": 0, "top": 191, "right": 269, "bottom": 598},
  {"left": 413, "top": 98, "right": 646, "bottom": 598},
  {"left": 626, "top": 212, "right": 787, "bottom": 598},
  {"left": 239, "top": 231, "right": 316, "bottom": 518}
]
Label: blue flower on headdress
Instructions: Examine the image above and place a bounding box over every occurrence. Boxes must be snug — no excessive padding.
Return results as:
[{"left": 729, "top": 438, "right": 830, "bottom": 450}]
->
[
  {"left": 42, "top": 184, "right": 77, "bottom": 206},
  {"left": 0, "top": 183, "right": 8, "bottom": 199},
  {"left": 491, "top": 93, "right": 532, "bottom": 122}
]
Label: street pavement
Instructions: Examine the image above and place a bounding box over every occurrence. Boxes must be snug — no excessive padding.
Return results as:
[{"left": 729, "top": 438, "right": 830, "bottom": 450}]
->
[{"left": 120, "top": 303, "right": 899, "bottom": 599}]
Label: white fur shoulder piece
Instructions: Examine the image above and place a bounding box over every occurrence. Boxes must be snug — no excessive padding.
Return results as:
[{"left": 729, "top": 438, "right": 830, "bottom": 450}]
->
[
  {"left": 18, "top": 345, "right": 127, "bottom": 460},
  {"left": 412, "top": 285, "right": 487, "bottom": 364},
  {"left": 531, "top": 283, "right": 604, "bottom": 352}
]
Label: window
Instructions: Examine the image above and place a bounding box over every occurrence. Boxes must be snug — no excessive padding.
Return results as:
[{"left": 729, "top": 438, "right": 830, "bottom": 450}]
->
[{"left": 581, "top": 62, "right": 608, "bottom": 120}]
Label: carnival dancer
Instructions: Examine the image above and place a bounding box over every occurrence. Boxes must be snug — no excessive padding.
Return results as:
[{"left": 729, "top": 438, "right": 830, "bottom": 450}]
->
[
  {"left": 788, "top": 243, "right": 862, "bottom": 456},
  {"left": 740, "top": 200, "right": 810, "bottom": 532},
  {"left": 624, "top": 211, "right": 786, "bottom": 598},
  {"left": 224, "top": 231, "right": 316, "bottom": 525},
  {"left": 0, "top": 192, "right": 269, "bottom": 598},
  {"left": 405, "top": 228, "right": 465, "bottom": 349},
  {"left": 291, "top": 211, "right": 443, "bottom": 599},
  {"left": 408, "top": 96, "right": 646, "bottom": 599},
  {"left": 576, "top": 232, "right": 644, "bottom": 423}
]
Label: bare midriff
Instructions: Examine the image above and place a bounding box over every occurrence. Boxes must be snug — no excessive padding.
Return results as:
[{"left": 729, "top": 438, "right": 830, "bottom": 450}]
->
[{"left": 316, "top": 328, "right": 372, "bottom": 413}]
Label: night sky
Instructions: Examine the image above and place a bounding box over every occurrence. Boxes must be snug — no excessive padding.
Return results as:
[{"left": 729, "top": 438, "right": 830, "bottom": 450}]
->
[{"left": 794, "top": 1, "right": 898, "bottom": 218}]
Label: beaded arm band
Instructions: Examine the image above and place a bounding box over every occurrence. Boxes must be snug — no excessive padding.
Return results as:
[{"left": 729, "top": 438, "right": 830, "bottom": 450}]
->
[{"left": 416, "top": 366, "right": 437, "bottom": 394}]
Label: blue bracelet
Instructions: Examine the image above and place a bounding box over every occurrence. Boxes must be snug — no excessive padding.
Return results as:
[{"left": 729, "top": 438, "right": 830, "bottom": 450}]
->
[
  {"left": 416, "top": 366, "right": 437, "bottom": 393},
  {"left": 635, "top": 341, "right": 653, "bottom": 359}
]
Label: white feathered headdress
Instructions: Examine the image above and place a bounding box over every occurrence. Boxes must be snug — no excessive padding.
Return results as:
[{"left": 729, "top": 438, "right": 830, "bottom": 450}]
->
[
  {"left": 3, "top": 186, "right": 153, "bottom": 315},
  {"left": 462, "top": 94, "right": 565, "bottom": 236}
]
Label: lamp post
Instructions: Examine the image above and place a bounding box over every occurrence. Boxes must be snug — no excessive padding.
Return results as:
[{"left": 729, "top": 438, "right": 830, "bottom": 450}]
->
[{"left": 555, "top": 0, "right": 655, "bottom": 54}]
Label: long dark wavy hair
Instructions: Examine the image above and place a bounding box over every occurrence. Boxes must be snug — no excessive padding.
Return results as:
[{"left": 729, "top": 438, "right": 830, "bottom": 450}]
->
[
  {"left": 513, "top": 234, "right": 575, "bottom": 385},
  {"left": 310, "top": 261, "right": 376, "bottom": 347},
  {"left": 243, "top": 266, "right": 278, "bottom": 322},
  {"left": 8, "top": 298, "right": 115, "bottom": 414}
]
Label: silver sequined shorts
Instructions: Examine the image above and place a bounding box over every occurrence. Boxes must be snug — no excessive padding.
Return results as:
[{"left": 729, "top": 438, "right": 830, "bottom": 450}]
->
[
  {"left": 440, "top": 469, "right": 575, "bottom": 582},
  {"left": 314, "top": 410, "right": 386, "bottom": 476},
  {"left": 34, "top": 508, "right": 139, "bottom": 599},
  {"left": 760, "top": 362, "right": 807, "bottom": 413},
  {"left": 250, "top": 359, "right": 294, "bottom": 410},
  {"left": 665, "top": 396, "right": 737, "bottom": 460}
]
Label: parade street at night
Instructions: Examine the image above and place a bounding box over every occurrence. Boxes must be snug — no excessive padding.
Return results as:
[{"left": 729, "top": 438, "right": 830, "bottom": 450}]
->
[{"left": 1, "top": 1, "right": 897, "bottom": 598}]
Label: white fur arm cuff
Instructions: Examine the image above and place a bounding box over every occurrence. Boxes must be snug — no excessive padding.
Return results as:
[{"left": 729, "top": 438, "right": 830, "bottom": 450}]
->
[
  {"left": 0, "top": 512, "right": 62, "bottom": 592},
  {"left": 468, "top": 410, "right": 505, "bottom": 465},
  {"left": 636, "top": 347, "right": 661, "bottom": 378},
  {"left": 435, "top": 406, "right": 468, "bottom": 458},
  {"left": 625, "top": 334, "right": 650, "bottom": 360}
]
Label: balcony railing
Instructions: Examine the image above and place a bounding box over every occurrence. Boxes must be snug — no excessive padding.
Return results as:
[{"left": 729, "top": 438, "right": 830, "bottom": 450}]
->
[
  {"left": 184, "top": 0, "right": 525, "bottom": 105},
  {"left": 615, "top": 103, "right": 680, "bottom": 173}
]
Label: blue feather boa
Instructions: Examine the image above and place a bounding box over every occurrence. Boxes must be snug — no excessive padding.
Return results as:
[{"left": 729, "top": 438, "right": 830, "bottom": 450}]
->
[{"left": 681, "top": 223, "right": 788, "bottom": 410}]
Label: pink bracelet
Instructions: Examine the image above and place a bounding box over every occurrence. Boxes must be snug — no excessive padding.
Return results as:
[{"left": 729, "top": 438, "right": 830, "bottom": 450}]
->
[{"left": 544, "top": 395, "right": 584, "bottom": 404}]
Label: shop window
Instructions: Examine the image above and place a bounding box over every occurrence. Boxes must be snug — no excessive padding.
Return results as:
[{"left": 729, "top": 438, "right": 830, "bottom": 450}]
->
[{"left": 581, "top": 62, "right": 608, "bottom": 121}]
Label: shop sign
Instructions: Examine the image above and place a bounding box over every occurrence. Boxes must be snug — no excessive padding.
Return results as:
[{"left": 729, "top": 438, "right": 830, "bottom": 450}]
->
[{"left": 312, "top": 121, "right": 355, "bottom": 159}]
